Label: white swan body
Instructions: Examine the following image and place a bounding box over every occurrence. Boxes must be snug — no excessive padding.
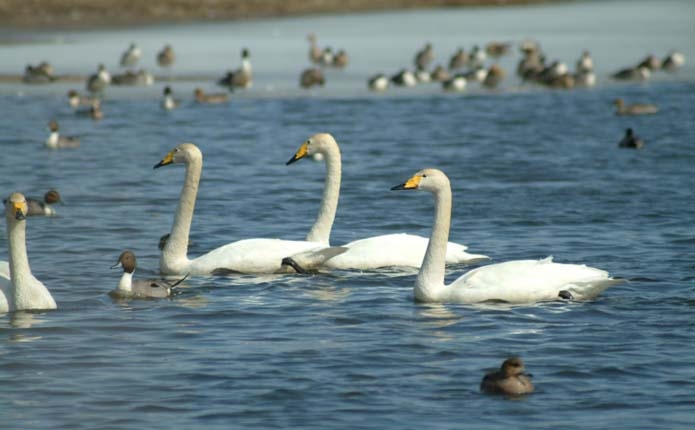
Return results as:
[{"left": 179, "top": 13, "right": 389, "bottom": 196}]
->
[
  {"left": 155, "top": 143, "right": 343, "bottom": 276},
  {"left": 286, "top": 134, "right": 488, "bottom": 270},
  {"left": 1, "top": 192, "right": 57, "bottom": 313},
  {"left": 392, "top": 168, "right": 623, "bottom": 304}
]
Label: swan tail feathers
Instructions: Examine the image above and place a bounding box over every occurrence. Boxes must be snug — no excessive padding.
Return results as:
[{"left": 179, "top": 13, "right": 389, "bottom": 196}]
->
[{"left": 563, "top": 277, "right": 626, "bottom": 301}]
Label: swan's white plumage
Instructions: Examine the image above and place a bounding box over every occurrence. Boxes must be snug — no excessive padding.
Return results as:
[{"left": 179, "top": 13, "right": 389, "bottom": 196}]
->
[
  {"left": 1, "top": 193, "right": 57, "bottom": 313},
  {"left": 155, "top": 143, "right": 341, "bottom": 276},
  {"left": 287, "top": 133, "right": 488, "bottom": 270},
  {"left": 393, "top": 168, "right": 622, "bottom": 304}
]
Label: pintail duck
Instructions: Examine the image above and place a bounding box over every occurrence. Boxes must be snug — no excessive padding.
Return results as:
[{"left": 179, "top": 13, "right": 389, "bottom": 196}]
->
[
  {"left": 86, "top": 64, "right": 111, "bottom": 93},
  {"left": 448, "top": 48, "right": 468, "bottom": 70},
  {"left": 67, "top": 89, "right": 97, "bottom": 108},
  {"left": 45, "top": 120, "right": 80, "bottom": 149},
  {"left": 485, "top": 42, "right": 511, "bottom": 58},
  {"left": 120, "top": 43, "right": 142, "bottom": 68},
  {"left": 75, "top": 100, "right": 103, "bottom": 120},
  {"left": 110, "top": 250, "right": 187, "bottom": 299},
  {"left": 576, "top": 50, "right": 594, "bottom": 73},
  {"left": 112, "top": 69, "right": 154, "bottom": 86},
  {"left": 612, "top": 66, "right": 650, "bottom": 81},
  {"left": 441, "top": 73, "right": 467, "bottom": 92},
  {"left": 618, "top": 128, "right": 645, "bottom": 149},
  {"left": 307, "top": 33, "right": 323, "bottom": 64},
  {"left": 613, "top": 98, "right": 657, "bottom": 115},
  {"left": 430, "top": 65, "right": 450, "bottom": 82},
  {"left": 390, "top": 69, "right": 417, "bottom": 87},
  {"left": 332, "top": 49, "right": 349, "bottom": 68},
  {"left": 161, "top": 86, "right": 180, "bottom": 110},
  {"left": 194, "top": 88, "right": 229, "bottom": 104},
  {"left": 367, "top": 73, "right": 389, "bottom": 92},
  {"left": 482, "top": 64, "right": 505, "bottom": 88},
  {"left": 26, "top": 190, "right": 62, "bottom": 216},
  {"left": 662, "top": 50, "right": 685, "bottom": 71},
  {"left": 480, "top": 357, "right": 534, "bottom": 395},
  {"left": 218, "top": 48, "right": 252, "bottom": 90},
  {"left": 468, "top": 45, "right": 487, "bottom": 68},
  {"left": 157, "top": 44, "right": 175, "bottom": 68},
  {"left": 22, "top": 62, "right": 55, "bottom": 84},
  {"left": 463, "top": 65, "right": 488, "bottom": 83},
  {"left": 414, "top": 43, "right": 434, "bottom": 71},
  {"left": 300, "top": 67, "right": 325, "bottom": 88},
  {"left": 637, "top": 54, "right": 661, "bottom": 71}
]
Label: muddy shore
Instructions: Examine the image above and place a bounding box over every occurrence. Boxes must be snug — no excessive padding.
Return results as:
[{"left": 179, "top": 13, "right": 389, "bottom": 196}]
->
[{"left": 0, "top": 0, "right": 562, "bottom": 30}]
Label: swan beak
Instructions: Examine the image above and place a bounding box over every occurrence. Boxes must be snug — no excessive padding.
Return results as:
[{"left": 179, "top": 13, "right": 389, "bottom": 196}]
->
[
  {"left": 391, "top": 175, "right": 421, "bottom": 191},
  {"left": 13, "top": 202, "right": 26, "bottom": 220},
  {"left": 286, "top": 142, "right": 308, "bottom": 165},
  {"left": 154, "top": 150, "right": 175, "bottom": 169}
]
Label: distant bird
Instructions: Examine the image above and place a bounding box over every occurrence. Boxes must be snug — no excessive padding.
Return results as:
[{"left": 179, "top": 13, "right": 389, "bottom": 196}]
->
[
  {"left": 519, "top": 39, "right": 541, "bottom": 56},
  {"left": 441, "top": 74, "right": 467, "bottom": 92},
  {"left": 448, "top": 48, "right": 468, "bottom": 70},
  {"left": 300, "top": 67, "right": 325, "bottom": 88},
  {"left": 111, "top": 69, "right": 154, "bottom": 86},
  {"left": 613, "top": 98, "right": 658, "bottom": 115},
  {"left": 637, "top": 54, "right": 661, "bottom": 71},
  {"left": 482, "top": 64, "right": 505, "bottom": 88},
  {"left": 612, "top": 66, "right": 650, "bottom": 81},
  {"left": 574, "top": 69, "right": 596, "bottom": 87},
  {"left": 26, "top": 190, "right": 62, "bottom": 216},
  {"left": 319, "top": 47, "right": 334, "bottom": 67},
  {"left": 218, "top": 48, "right": 252, "bottom": 90},
  {"left": 332, "top": 49, "right": 349, "bottom": 68},
  {"left": 110, "top": 250, "right": 187, "bottom": 299},
  {"left": 485, "top": 41, "right": 511, "bottom": 58},
  {"left": 120, "top": 43, "right": 142, "bottom": 67},
  {"left": 86, "top": 63, "right": 111, "bottom": 93},
  {"left": 480, "top": 357, "right": 534, "bottom": 396},
  {"left": 67, "top": 89, "right": 96, "bottom": 108},
  {"left": 367, "top": 73, "right": 389, "bottom": 92},
  {"left": 468, "top": 45, "right": 487, "bottom": 68},
  {"left": 618, "top": 128, "right": 645, "bottom": 149},
  {"left": 157, "top": 44, "right": 175, "bottom": 68},
  {"left": 45, "top": 120, "right": 80, "bottom": 149},
  {"left": 161, "top": 86, "right": 180, "bottom": 110},
  {"left": 463, "top": 65, "right": 488, "bottom": 83},
  {"left": 414, "top": 43, "right": 434, "bottom": 71},
  {"left": 662, "top": 50, "right": 685, "bottom": 71},
  {"left": 576, "top": 50, "right": 594, "bottom": 73},
  {"left": 307, "top": 33, "right": 323, "bottom": 64},
  {"left": 430, "top": 65, "right": 450, "bottom": 82},
  {"left": 194, "top": 88, "right": 229, "bottom": 104},
  {"left": 390, "top": 69, "right": 417, "bottom": 87},
  {"left": 22, "top": 63, "right": 55, "bottom": 84}
]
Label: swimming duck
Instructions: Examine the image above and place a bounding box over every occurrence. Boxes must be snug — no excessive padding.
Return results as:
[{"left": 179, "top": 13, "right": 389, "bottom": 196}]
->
[
  {"left": 86, "top": 63, "right": 111, "bottom": 93},
  {"left": 218, "top": 48, "right": 252, "bottom": 90},
  {"left": 67, "top": 89, "right": 97, "bottom": 108},
  {"left": 448, "top": 48, "right": 468, "bottom": 70},
  {"left": 1, "top": 193, "right": 57, "bottom": 313},
  {"left": 618, "top": 128, "right": 645, "bottom": 149},
  {"left": 574, "top": 69, "right": 596, "bottom": 87},
  {"left": 480, "top": 357, "right": 534, "bottom": 395},
  {"left": 111, "top": 69, "right": 154, "bottom": 86},
  {"left": 110, "top": 250, "right": 187, "bottom": 299},
  {"left": 414, "top": 43, "right": 434, "bottom": 71},
  {"left": 662, "top": 50, "right": 685, "bottom": 71},
  {"left": 194, "top": 88, "right": 229, "bottom": 104},
  {"left": 286, "top": 134, "right": 488, "bottom": 270},
  {"left": 613, "top": 98, "right": 657, "bottom": 115},
  {"left": 157, "top": 44, "right": 175, "bottom": 68},
  {"left": 390, "top": 69, "right": 417, "bottom": 87},
  {"left": 45, "top": 120, "right": 80, "bottom": 149},
  {"left": 75, "top": 100, "right": 103, "bottom": 120},
  {"left": 367, "top": 73, "right": 389, "bottom": 92},
  {"left": 391, "top": 168, "right": 622, "bottom": 304},
  {"left": 300, "top": 67, "right": 325, "bottom": 88},
  {"left": 154, "top": 143, "right": 344, "bottom": 276},
  {"left": 576, "top": 50, "right": 594, "bottom": 73},
  {"left": 161, "top": 86, "right": 180, "bottom": 110},
  {"left": 120, "top": 43, "right": 142, "bottom": 68},
  {"left": 612, "top": 66, "right": 650, "bottom": 81},
  {"left": 26, "top": 190, "right": 62, "bottom": 216}
]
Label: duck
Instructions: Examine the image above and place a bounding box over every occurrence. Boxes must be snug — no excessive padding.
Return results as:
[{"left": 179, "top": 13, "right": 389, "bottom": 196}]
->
[
  {"left": 319, "top": 47, "right": 334, "bottom": 67},
  {"left": 157, "top": 44, "right": 175, "bottom": 68},
  {"left": 67, "top": 89, "right": 96, "bottom": 108},
  {"left": 391, "top": 168, "right": 623, "bottom": 304},
  {"left": 1, "top": 193, "right": 57, "bottom": 313},
  {"left": 390, "top": 69, "right": 417, "bottom": 87},
  {"left": 612, "top": 66, "right": 650, "bottom": 81},
  {"left": 662, "top": 50, "right": 685, "bottom": 71},
  {"left": 307, "top": 33, "right": 323, "bottom": 64},
  {"left": 332, "top": 50, "right": 349, "bottom": 68},
  {"left": 637, "top": 54, "right": 661, "bottom": 71},
  {"left": 300, "top": 67, "right": 325, "bottom": 88},
  {"left": 26, "top": 190, "right": 62, "bottom": 216},
  {"left": 574, "top": 69, "right": 596, "bottom": 87},
  {"left": 414, "top": 43, "right": 434, "bottom": 71},
  {"left": 217, "top": 48, "right": 252, "bottom": 90},
  {"left": 194, "top": 88, "right": 229, "bottom": 104},
  {"left": 463, "top": 65, "right": 488, "bottom": 83},
  {"left": 86, "top": 63, "right": 111, "bottom": 93},
  {"left": 110, "top": 250, "right": 187, "bottom": 299},
  {"left": 480, "top": 357, "right": 534, "bottom": 395},
  {"left": 45, "top": 120, "right": 80, "bottom": 149},
  {"left": 613, "top": 98, "right": 657, "bottom": 115},
  {"left": 120, "top": 43, "right": 142, "bottom": 68},
  {"left": 75, "top": 100, "right": 103, "bottom": 120},
  {"left": 153, "top": 143, "right": 345, "bottom": 276},
  {"left": 448, "top": 48, "right": 468, "bottom": 70},
  {"left": 430, "top": 65, "right": 450, "bottom": 82},
  {"left": 286, "top": 134, "right": 488, "bottom": 270},
  {"left": 482, "top": 64, "right": 505, "bottom": 88},
  {"left": 618, "top": 128, "right": 645, "bottom": 149},
  {"left": 367, "top": 73, "right": 389, "bottom": 92},
  {"left": 468, "top": 45, "right": 487, "bottom": 68},
  {"left": 111, "top": 69, "right": 154, "bottom": 86},
  {"left": 441, "top": 74, "right": 467, "bottom": 92},
  {"left": 576, "top": 50, "right": 594, "bottom": 73},
  {"left": 22, "top": 64, "right": 55, "bottom": 84},
  {"left": 161, "top": 86, "right": 180, "bottom": 110},
  {"left": 485, "top": 42, "right": 511, "bottom": 58}
]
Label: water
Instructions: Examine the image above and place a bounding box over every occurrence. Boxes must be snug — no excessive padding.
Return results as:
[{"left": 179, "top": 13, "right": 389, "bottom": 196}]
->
[{"left": 1, "top": 0, "right": 694, "bottom": 428}]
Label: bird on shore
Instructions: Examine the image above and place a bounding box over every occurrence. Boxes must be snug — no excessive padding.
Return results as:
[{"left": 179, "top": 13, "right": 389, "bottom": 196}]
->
[
  {"left": 390, "top": 69, "right": 417, "bottom": 87},
  {"left": 662, "top": 50, "right": 685, "bottom": 71},
  {"left": 332, "top": 49, "right": 349, "bottom": 68},
  {"left": 45, "top": 120, "right": 80, "bottom": 149},
  {"left": 482, "top": 64, "right": 505, "bottom": 88},
  {"left": 218, "top": 48, "right": 252, "bottom": 90},
  {"left": 120, "top": 43, "right": 142, "bottom": 68},
  {"left": 442, "top": 73, "right": 467, "bottom": 92},
  {"left": 367, "top": 73, "right": 389, "bottom": 92},
  {"left": 22, "top": 63, "right": 55, "bottom": 84},
  {"left": 194, "top": 88, "right": 229, "bottom": 104},
  {"left": 448, "top": 48, "right": 468, "bottom": 70},
  {"left": 618, "top": 128, "right": 645, "bottom": 149},
  {"left": 86, "top": 63, "right": 111, "bottom": 93},
  {"left": 613, "top": 98, "right": 658, "bottom": 115},
  {"left": 414, "top": 43, "right": 434, "bottom": 71},
  {"left": 300, "top": 67, "right": 325, "bottom": 88},
  {"left": 307, "top": 33, "right": 323, "bottom": 64},
  {"left": 480, "top": 357, "right": 534, "bottom": 396},
  {"left": 157, "top": 44, "right": 175, "bottom": 69},
  {"left": 612, "top": 65, "right": 650, "bottom": 81},
  {"left": 110, "top": 250, "right": 187, "bottom": 299},
  {"left": 485, "top": 41, "right": 511, "bottom": 58}
]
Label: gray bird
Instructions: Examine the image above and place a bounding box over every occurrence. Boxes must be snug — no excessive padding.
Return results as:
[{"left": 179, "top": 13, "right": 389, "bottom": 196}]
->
[{"left": 110, "top": 250, "right": 187, "bottom": 299}]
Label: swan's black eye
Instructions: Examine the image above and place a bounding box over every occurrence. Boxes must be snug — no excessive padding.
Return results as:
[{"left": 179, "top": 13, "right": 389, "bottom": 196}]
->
[{"left": 422, "top": 174, "right": 427, "bottom": 178}]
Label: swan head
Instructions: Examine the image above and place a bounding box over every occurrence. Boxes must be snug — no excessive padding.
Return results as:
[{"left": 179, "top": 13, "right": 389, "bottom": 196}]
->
[
  {"left": 111, "top": 250, "right": 137, "bottom": 274},
  {"left": 286, "top": 133, "right": 337, "bottom": 165},
  {"left": 154, "top": 143, "right": 201, "bottom": 169},
  {"left": 391, "top": 168, "right": 449, "bottom": 193},
  {"left": 5, "top": 192, "right": 28, "bottom": 221}
]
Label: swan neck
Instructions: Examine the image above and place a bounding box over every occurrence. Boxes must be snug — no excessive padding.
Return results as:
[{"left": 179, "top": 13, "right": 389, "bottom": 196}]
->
[
  {"left": 306, "top": 145, "right": 341, "bottom": 244},
  {"left": 7, "top": 216, "right": 33, "bottom": 302},
  {"left": 416, "top": 186, "right": 452, "bottom": 297}
]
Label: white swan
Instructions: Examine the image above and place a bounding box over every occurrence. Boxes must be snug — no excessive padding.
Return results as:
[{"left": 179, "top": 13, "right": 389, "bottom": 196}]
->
[
  {"left": 1, "top": 192, "right": 57, "bottom": 313},
  {"left": 154, "top": 143, "right": 345, "bottom": 276},
  {"left": 391, "top": 168, "right": 623, "bottom": 304},
  {"left": 286, "top": 134, "right": 488, "bottom": 270}
]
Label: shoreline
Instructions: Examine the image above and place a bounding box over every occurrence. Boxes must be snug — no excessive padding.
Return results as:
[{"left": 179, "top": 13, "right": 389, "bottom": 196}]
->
[{"left": 0, "top": 0, "right": 564, "bottom": 30}]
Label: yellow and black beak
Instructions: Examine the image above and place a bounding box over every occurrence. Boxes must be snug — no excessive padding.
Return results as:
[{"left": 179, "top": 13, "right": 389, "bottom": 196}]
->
[
  {"left": 286, "top": 142, "right": 309, "bottom": 165},
  {"left": 391, "top": 174, "right": 422, "bottom": 191},
  {"left": 154, "top": 150, "right": 175, "bottom": 169},
  {"left": 13, "top": 202, "right": 26, "bottom": 220}
]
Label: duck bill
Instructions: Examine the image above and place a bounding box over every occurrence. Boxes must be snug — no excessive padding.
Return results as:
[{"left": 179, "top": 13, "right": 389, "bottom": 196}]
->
[
  {"left": 286, "top": 142, "right": 308, "bottom": 165},
  {"left": 154, "top": 150, "right": 175, "bottom": 169}
]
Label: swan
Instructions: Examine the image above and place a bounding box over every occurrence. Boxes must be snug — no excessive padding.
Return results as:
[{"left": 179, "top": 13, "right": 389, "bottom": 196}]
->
[
  {"left": 286, "top": 134, "right": 488, "bottom": 270},
  {"left": 110, "top": 250, "right": 187, "bottom": 299},
  {"left": 1, "top": 192, "right": 57, "bottom": 313},
  {"left": 391, "top": 168, "right": 623, "bottom": 304},
  {"left": 480, "top": 357, "right": 534, "bottom": 395},
  {"left": 154, "top": 143, "right": 345, "bottom": 276}
]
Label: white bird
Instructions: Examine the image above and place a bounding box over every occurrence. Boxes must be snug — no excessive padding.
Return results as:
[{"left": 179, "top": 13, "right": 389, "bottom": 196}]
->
[
  {"left": 367, "top": 73, "right": 389, "bottom": 92},
  {"left": 161, "top": 86, "right": 179, "bottom": 110},
  {"left": 391, "top": 168, "right": 623, "bottom": 304},
  {"left": 1, "top": 192, "right": 57, "bottom": 313},
  {"left": 153, "top": 143, "right": 345, "bottom": 276},
  {"left": 286, "top": 134, "right": 488, "bottom": 270},
  {"left": 110, "top": 250, "right": 187, "bottom": 299}
]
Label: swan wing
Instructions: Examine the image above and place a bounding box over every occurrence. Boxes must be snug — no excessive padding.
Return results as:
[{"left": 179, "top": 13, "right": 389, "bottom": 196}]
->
[{"left": 326, "top": 233, "right": 487, "bottom": 269}]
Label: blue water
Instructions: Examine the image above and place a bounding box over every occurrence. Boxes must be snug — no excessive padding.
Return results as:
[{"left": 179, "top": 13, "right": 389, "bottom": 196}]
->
[{"left": 1, "top": 1, "right": 695, "bottom": 429}]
